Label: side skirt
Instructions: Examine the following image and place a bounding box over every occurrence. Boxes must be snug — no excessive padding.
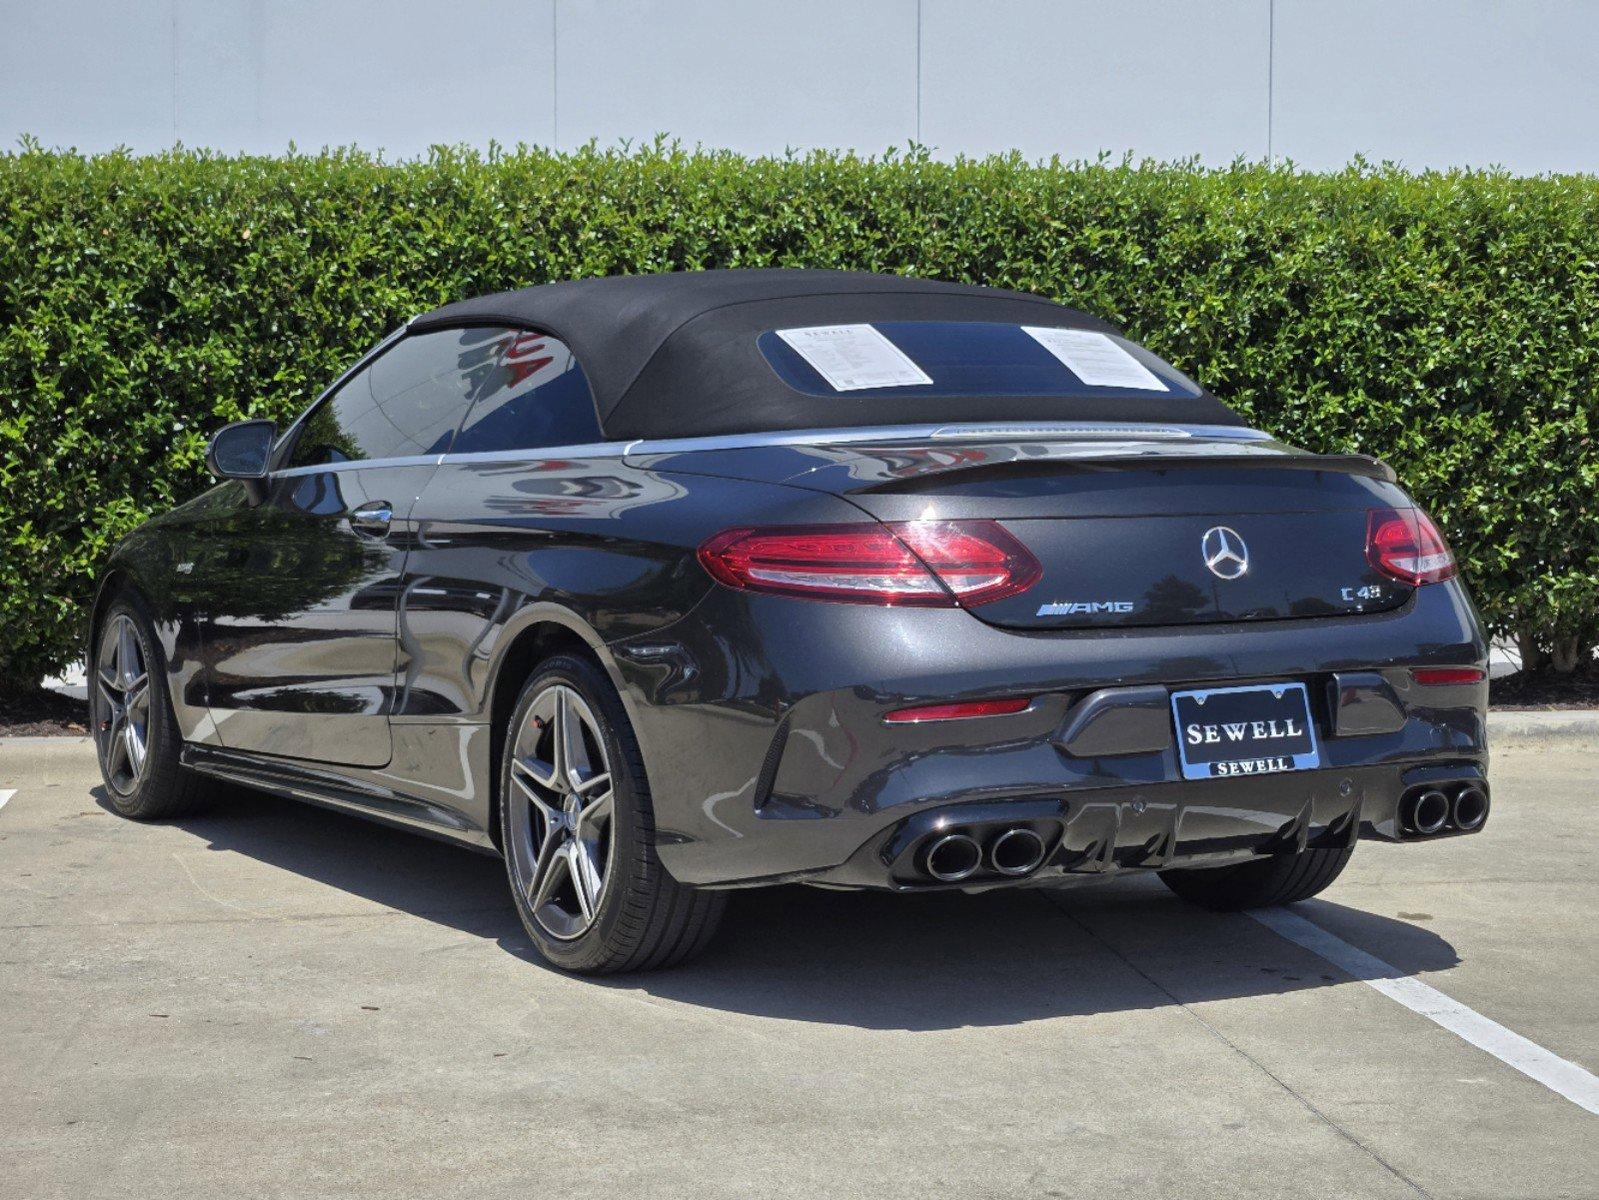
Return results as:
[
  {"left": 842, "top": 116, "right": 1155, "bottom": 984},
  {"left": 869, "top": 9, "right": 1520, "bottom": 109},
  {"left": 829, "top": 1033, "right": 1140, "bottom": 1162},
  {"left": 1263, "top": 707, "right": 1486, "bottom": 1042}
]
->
[{"left": 180, "top": 743, "right": 500, "bottom": 856}]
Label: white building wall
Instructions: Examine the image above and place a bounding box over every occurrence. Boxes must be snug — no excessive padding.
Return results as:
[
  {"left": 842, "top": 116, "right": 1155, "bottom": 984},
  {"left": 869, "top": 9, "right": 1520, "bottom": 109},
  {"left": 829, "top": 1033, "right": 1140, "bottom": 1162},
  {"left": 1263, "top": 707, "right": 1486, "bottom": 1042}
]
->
[{"left": 3, "top": 0, "right": 1596, "bottom": 173}]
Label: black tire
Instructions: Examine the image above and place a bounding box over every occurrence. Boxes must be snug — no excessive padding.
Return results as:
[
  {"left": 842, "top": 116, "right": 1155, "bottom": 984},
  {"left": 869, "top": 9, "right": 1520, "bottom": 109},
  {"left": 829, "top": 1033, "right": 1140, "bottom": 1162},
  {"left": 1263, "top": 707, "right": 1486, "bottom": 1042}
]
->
[
  {"left": 92, "top": 593, "right": 211, "bottom": 820},
  {"left": 499, "top": 653, "right": 725, "bottom": 974},
  {"left": 1158, "top": 845, "right": 1355, "bottom": 911}
]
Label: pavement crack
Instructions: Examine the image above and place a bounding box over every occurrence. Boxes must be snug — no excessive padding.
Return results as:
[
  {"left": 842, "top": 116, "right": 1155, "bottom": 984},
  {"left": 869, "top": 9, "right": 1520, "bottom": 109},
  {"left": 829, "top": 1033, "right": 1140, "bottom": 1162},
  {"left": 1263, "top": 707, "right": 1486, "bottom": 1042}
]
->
[
  {"left": 171, "top": 851, "right": 271, "bottom": 918},
  {"left": 1056, "top": 904, "right": 1434, "bottom": 1200}
]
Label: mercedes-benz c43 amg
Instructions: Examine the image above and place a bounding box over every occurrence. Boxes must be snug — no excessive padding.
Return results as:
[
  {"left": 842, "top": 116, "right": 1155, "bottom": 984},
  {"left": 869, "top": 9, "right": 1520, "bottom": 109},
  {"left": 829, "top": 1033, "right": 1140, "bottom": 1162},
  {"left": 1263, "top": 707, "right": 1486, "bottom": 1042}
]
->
[{"left": 91, "top": 270, "right": 1490, "bottom": 973}]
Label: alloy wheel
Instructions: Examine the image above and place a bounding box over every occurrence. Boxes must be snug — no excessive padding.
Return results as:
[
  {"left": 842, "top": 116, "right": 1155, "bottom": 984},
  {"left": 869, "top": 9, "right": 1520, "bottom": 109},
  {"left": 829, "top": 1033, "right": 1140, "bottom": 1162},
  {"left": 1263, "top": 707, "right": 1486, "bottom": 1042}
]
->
[
  {"left": 506, "top": 684, "right": 616, "bottom": 941},
  {"left": 95, "top": 613, "right": 152, "bottom": 795}
]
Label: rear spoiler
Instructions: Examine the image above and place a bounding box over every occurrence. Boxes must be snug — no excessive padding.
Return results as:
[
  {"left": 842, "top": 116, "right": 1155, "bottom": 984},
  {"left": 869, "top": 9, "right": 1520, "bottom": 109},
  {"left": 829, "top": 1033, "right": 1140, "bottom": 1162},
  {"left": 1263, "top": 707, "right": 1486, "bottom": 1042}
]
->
[{"left": 856, "top": 450, "right": 1397, "bottom": 493}]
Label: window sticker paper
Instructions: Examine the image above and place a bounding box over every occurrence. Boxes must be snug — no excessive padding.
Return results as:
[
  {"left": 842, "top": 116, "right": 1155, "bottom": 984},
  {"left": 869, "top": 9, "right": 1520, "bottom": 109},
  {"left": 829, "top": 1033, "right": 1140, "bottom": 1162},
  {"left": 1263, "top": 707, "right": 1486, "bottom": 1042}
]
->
[
  {"left": 1022, "top": 327, "right": 1169, "bottom": 391},
  {"left": 774, "top": 324, "right": 934, "bottom": 392}
]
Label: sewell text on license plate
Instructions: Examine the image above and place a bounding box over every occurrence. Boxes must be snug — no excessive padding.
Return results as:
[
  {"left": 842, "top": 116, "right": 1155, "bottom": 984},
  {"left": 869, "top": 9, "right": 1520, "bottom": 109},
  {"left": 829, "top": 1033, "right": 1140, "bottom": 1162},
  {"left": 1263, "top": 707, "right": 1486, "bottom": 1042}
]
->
[{"left": 1170, "top": 682, "right": 1321, "bottom": 781}]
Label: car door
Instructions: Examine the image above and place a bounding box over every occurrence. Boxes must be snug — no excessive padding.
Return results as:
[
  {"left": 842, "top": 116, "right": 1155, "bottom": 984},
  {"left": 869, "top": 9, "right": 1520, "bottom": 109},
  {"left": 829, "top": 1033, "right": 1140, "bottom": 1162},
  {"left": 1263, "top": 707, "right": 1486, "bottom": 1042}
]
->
[
  {"left": 391, "top": 328, "right": 621, "bottom": 721},
  {"left": 195, "top": 327, "right": 504, "bottom": 766}
]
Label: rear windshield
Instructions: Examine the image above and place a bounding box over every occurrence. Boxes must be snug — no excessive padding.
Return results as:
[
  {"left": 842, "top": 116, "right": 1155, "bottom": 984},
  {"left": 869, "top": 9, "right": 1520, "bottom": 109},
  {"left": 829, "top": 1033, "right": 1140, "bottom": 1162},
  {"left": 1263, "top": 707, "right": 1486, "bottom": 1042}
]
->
[{"left": 758, "top": 321, "right": 1204, "bottom": 400}]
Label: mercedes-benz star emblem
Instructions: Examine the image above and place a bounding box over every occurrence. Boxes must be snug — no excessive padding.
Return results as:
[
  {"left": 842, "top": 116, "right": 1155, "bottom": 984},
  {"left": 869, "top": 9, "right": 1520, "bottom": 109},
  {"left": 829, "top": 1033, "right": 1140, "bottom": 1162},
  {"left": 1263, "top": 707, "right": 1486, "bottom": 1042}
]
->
[{"left": 1201, "top": 526, "right": 1249, "bottom": 580}]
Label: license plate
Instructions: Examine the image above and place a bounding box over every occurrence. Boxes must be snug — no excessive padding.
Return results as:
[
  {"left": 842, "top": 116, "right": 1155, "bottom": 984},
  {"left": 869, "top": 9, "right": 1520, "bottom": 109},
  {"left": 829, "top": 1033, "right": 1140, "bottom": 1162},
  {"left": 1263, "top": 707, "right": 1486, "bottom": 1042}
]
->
[{"left": 1171, "top": 682, "right": 1321, "bottom": 780}]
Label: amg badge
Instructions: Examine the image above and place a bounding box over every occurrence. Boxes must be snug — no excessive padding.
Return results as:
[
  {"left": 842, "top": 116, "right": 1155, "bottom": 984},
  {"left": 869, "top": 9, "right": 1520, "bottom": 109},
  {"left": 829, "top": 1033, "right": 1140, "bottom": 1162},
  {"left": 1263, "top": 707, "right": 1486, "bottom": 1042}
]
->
[{"left": 1035, "top": 600, "right": 1135, "bottom": 617}]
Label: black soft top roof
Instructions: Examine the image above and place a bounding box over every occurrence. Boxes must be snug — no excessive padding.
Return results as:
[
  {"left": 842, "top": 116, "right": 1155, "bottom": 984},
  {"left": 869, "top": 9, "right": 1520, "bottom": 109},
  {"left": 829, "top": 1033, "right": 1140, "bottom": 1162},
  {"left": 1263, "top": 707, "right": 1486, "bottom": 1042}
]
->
[{"left": 410, "top": 269, "right": 1243, "bottom": 439}]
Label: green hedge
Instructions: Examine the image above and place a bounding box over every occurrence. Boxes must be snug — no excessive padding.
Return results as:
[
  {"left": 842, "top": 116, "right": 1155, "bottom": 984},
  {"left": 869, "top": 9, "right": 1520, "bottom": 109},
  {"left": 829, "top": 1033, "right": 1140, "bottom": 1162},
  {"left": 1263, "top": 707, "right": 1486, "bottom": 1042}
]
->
[{"left": 2, "top": 142, "right": 1596, "bottom": 688}]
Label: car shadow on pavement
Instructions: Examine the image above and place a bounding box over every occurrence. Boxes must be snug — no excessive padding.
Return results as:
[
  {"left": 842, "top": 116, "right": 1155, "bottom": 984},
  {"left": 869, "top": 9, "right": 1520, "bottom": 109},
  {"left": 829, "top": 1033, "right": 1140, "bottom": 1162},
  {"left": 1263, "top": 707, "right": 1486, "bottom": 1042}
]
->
[
  {"left": 146, "top": 784, "right": 1461, "bottom": 1032},
  {"left": 628, "top": 881, "right": 1460, "bottom": 1030},
  {"left": 101, "top": 783, "right": 518, "bottom": 938}
]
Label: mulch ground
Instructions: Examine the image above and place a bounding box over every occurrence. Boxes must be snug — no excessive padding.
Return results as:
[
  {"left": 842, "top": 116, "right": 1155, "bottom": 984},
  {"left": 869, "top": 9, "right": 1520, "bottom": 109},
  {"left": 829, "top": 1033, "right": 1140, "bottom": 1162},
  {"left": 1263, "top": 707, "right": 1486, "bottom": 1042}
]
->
[
  {"left": 1489, "top": 662, "right": 1599, "bottom": 710},
  {"left": 5, "top": 666, "right": 1597, "bottom": 738},
  {"left": 0, "top": 688, "right": 91, "bottom": 737}
]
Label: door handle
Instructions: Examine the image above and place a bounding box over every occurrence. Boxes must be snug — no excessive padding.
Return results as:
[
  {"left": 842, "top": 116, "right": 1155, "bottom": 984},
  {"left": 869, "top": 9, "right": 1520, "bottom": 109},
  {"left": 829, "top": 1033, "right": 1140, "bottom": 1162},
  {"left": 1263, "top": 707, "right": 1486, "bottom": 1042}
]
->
[{"left": 348, "top": 501, "right": 393, "bottom": 536}]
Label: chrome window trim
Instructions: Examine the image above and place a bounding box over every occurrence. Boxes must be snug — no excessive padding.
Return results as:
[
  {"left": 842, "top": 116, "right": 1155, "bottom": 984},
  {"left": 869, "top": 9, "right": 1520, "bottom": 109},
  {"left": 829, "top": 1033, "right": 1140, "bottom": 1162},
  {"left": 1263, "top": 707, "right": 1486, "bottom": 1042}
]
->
[
  {"left": 621, "top": 421, "right": 1268, "bottom": 456},
  {"left": 929, "top": 423, "right": 1198, "bottom": 440},
  {"left": 432, "top": 440, "right": 631, "bottom": 466},
  {"left": 262, "top": 422, "right": 1272, "bottom": 479},
  {"left": 271, "top": 453, "right": 452, "bottom": 479}
]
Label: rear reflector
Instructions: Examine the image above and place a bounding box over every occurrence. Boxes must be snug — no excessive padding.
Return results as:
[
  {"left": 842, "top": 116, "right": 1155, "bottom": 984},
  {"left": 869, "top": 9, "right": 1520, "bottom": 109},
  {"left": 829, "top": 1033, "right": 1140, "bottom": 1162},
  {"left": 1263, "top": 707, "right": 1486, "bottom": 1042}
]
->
[
  {"left": 883, "top": 697, "right": 1033, "bottom": 723},
  {"left": 1366, "top": 507, "right": 1458, "bottom": 585},
  {"left": 1412, "top": 667, "right": 1486, "bottom": 685},
  {"left": 697, "top": 520, "right": 1040, "bottom": 606}
]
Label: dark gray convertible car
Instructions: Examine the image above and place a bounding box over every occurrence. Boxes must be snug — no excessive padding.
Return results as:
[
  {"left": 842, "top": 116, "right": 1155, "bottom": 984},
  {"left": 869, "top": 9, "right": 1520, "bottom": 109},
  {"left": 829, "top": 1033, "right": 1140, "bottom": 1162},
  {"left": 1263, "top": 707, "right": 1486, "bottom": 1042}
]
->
[{"left": 91, "top": 269, "right": 1490, "bottom": 973}]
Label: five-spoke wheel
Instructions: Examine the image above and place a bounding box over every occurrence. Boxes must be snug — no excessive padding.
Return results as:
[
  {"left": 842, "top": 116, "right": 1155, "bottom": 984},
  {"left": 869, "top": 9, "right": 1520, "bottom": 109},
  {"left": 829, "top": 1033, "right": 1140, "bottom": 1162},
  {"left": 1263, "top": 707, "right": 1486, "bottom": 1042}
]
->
[
  {"left": 95, "top": 612, "right": 152, "bottom": 795},
  {"left": 506, "top": 683, "right": 616, "bottom": 940},
  {"left": 499, "top": 655, "right": 726, "bottom": 973},
  {"left": 91, "top": 596, "right": 208, "bottom": 819}
]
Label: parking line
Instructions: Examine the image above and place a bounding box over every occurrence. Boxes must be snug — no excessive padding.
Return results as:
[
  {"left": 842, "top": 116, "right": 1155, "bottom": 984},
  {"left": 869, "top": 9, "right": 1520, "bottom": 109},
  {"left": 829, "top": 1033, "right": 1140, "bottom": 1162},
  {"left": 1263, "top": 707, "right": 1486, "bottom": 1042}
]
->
[{"left": 1250, "top": 907, "right": 1599, "bottom": 1116}]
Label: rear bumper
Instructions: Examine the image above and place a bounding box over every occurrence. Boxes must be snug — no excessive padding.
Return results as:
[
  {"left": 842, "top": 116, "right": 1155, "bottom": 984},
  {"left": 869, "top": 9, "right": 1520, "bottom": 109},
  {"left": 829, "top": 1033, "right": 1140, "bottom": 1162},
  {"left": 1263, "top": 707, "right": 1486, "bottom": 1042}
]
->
[
  {"left": 811, "top": 761, "right": 1488, "bottom": 892},
  {"left": 610, "top": 580, "right": 1489, "bottom": 890}
]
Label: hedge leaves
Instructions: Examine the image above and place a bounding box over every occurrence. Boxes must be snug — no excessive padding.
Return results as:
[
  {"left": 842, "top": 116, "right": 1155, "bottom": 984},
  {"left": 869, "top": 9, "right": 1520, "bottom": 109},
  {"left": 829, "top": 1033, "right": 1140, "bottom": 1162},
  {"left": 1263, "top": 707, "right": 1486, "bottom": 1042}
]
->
[{"left": 1, "top": 142, "right": 1595, "bottom": 686}]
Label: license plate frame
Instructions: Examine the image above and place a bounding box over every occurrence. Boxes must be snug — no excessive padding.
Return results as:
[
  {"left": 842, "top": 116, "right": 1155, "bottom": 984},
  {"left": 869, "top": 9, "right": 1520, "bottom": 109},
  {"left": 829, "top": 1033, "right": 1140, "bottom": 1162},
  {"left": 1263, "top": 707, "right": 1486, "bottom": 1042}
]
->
[{"left": 1170, "top": 682, "right": 1321, "bottom": 781}]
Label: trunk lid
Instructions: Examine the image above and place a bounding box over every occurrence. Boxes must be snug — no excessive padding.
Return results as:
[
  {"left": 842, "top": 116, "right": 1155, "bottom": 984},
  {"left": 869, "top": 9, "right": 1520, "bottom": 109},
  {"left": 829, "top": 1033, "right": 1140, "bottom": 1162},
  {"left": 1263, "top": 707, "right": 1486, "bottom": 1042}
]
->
[
  {"left": 636, "top": 429, "right": 1418, "bottom": 630},
  {"left": 966, "top": 507, "right": 1403, "bottom": 629}
]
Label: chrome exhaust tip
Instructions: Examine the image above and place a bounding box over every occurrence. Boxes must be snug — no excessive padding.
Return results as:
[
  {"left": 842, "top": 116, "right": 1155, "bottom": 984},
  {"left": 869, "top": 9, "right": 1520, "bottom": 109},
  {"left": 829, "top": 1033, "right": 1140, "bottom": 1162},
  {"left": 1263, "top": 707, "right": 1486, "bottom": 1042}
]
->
[
  {"left": 1451, "top": 784, "right": 1490, "bottom": 831},
  {"left": 1406, "top": 789, "right": 1451, "bottom": 836},
  {"left": 988, "top": 827, "right": 1047, "bottom": 876},
  {"left": 923, "top": 832, "right": 982, "bottom": 882}
]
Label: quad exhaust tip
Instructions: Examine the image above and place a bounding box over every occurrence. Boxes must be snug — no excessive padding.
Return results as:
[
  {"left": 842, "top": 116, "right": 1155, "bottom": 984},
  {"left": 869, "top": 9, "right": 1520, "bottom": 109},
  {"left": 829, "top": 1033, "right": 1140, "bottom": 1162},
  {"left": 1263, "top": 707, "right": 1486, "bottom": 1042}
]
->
[
  {"left": 988, "top": 827, "right": 1047, "bottom": 876},
  {"left": 923, "top": 832, "right": 983, "bottom": 882},
  {"left": 1452, "top": 784, "right": 1490, "bottom": 832},
  {"left": 1401, "top": 782, "right": 1489, "bottom": 836},
  {"left": 921, "top": 826, "right": 1047, "bottom": 882},
  {"left": 1406, "top": 789, "right": 1451, "bottom": 836}
]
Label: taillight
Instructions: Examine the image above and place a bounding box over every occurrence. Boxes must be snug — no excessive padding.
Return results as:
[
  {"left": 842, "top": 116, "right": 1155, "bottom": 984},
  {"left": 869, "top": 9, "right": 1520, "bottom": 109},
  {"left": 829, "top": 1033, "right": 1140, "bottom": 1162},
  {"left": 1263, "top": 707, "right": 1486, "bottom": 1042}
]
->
[
  {"left": 696, "top": 520, "right": 1041, "bottom": 606},
  {"left": 1366, "top": 507, "right": 1457, "bottom": 585},
  {"left": 892, "top": 520, "right": 1042, "bottom": 604}
]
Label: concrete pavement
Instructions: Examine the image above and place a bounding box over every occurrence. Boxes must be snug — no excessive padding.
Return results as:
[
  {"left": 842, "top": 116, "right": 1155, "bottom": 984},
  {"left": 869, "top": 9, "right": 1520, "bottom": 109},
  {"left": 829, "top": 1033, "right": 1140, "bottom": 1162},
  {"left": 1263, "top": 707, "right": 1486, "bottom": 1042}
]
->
[{"left": 1, "top": 738, "right": 1594, "bottom": 1199}]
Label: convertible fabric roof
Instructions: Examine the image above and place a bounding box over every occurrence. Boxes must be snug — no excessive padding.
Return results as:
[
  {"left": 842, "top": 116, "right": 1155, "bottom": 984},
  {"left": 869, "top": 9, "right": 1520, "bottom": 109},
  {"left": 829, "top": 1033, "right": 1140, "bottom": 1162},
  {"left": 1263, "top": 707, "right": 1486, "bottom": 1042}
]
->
[{"left": 409, "top": 269, "right": 1243, "bottom": 439}]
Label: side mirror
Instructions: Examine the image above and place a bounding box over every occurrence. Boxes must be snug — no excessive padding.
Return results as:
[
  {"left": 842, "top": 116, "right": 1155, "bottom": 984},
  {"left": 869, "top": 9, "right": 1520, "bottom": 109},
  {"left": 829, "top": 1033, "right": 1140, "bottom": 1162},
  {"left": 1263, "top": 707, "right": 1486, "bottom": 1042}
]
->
[{"left": 205, "top": 419, "right": 276, "bottom": 481}]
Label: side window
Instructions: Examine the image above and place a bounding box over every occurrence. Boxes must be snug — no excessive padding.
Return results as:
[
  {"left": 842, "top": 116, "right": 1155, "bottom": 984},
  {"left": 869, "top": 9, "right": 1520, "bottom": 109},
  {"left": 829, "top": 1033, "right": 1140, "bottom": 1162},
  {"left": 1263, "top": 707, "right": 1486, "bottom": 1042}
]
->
[
  {"left": 287, "top": 328, "right": 504, "bottom": 468},
  {"left": 449, "top": 330, "right": 603, "bottom": 455}
]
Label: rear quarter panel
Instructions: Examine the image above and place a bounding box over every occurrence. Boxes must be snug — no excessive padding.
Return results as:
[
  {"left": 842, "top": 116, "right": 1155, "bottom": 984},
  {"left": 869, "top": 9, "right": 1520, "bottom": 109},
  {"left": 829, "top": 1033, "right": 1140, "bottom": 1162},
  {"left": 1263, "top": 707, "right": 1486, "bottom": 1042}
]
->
[{"left": 394, "top": 451, "right": 872, "bottom": 726}]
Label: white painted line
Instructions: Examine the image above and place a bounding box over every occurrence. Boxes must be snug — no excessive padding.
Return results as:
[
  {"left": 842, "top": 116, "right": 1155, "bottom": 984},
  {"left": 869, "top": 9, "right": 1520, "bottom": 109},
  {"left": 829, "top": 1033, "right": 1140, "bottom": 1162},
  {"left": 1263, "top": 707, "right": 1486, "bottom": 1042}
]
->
[
  {"left": 1250, "top": 907, "right": 1599, "bottom": 1117},
  {"left": 0, "top": 789, "right": 14, "bottom": 811}
]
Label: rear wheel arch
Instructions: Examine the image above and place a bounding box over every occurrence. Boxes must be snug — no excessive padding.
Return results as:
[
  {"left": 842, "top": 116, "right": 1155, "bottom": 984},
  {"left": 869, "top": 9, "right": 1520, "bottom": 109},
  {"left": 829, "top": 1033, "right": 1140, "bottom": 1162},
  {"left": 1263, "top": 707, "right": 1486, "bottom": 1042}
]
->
[
  {"left": 498, "top": 651, "right": 726, "bottom": 972},
  {"left": 484, "top": 609, "right": 637, "bottom": 853}
]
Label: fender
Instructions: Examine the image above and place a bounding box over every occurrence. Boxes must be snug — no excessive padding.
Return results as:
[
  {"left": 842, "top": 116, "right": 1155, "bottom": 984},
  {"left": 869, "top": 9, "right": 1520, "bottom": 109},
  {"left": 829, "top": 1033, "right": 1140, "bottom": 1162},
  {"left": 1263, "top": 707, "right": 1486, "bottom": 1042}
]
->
[
  {"left": 475, "top": 598, "right": 696, "bottom": 820},
  {"left": 89, "top": 534, "right": 222, "bottom": 745},
  {"left": 481, "top": 600, "right": 639, "bottom": 720}
]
